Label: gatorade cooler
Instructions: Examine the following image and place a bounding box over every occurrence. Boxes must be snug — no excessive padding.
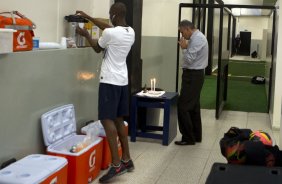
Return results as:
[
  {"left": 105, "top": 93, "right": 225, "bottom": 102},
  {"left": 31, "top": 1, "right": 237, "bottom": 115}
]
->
[
  {"left": 81, "top": 120, "right": 128, "bottom": 169},
  {"left": 0, "top": 154, "right": 67, "bottom": 184},
  {"left": 41, "top": 104, "right": 103, "bottom": 184}
]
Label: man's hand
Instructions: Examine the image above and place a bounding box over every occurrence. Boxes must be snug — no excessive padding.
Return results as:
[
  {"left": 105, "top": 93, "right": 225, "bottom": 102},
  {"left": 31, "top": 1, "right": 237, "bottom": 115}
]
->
[
  {"left": 76, "top": 26, "right": 90, "bottom": 38},
  {"left": 178, "top": 37, "right": 188, "bottom": 49},
  {"left": 76, "top": 10, "right": 90, "bottom": 19}
]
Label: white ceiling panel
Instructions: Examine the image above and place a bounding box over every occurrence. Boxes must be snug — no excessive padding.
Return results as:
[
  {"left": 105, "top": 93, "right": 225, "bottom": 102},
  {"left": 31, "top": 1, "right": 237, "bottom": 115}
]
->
[{"left": 223, "top": 0, "right": 277, "bottom": 16}]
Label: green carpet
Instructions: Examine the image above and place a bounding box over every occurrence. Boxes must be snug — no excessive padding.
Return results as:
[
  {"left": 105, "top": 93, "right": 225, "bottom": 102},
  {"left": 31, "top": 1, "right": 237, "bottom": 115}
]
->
[
  {"left": 201, "top": 60, "right": 268, "bottom": 113},
  {"left": 213, "top": 60, "right": 266, "bottom": 77},
  {"left": 200, "top": 76, "right": 217, "bottom": 109},
  {"left": 228, "top": 60, "right": 266, "bottom": 77}
]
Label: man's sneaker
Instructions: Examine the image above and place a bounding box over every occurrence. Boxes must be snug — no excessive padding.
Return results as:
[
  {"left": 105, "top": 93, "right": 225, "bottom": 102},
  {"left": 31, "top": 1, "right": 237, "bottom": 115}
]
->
[
  {"left": 122, "top": 159, "right": 135, "bottom": 172},
  {"left": 99, "top": 163, "right": 127, "bottom": 183}
]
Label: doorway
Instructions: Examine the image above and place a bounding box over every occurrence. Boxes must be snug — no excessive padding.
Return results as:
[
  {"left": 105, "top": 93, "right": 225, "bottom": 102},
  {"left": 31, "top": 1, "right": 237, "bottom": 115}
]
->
[
  {"left": 177, "top": 3, "right": 276, "bottom": 119},
  {"left": 239, "top": 31, "right": 251, "bottom": 56}
]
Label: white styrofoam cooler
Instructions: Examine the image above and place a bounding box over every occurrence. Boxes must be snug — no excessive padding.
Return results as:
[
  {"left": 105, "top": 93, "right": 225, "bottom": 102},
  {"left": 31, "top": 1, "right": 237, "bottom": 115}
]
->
[
  {"left": 41, "top": 104, "right": 103, "bottom": 184},
  {"left": 0, "top": 154, "right": 68, "bottom": 184}
]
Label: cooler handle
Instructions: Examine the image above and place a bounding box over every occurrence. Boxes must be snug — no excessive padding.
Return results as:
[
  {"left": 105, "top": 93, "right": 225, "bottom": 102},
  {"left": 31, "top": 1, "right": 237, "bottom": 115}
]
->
[{"left": 0, "top": 11, "right": 36, "bottom": 29}]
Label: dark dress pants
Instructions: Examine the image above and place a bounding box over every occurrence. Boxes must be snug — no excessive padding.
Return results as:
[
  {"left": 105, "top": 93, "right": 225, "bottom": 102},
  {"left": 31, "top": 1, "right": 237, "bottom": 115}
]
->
[{"left": 177, "top": 69, "right": 204, "bottom": 143}]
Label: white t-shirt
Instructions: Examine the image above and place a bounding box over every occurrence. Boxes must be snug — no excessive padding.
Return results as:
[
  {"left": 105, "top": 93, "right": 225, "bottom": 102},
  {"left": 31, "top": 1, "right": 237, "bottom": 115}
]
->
[{"left": 98, "top": 26, "right": 135, "bottom": 86}]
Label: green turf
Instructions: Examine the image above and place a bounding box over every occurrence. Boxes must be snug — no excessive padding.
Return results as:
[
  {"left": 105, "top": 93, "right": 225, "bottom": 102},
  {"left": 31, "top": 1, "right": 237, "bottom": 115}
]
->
[
  {"left": 228, "top": 60, "right": 266, "bottom": 77},
  {"left": 213, "top": 60, "right": 266, "bottom": 77},
  {"left": 225, "top": 76, "right": 267, "bottom": 112},
  {"left": 200, "top": 76, "right": 217, "bottom": 109},
  {"left": 201, "top": 61, "right": 268, "bottom": 113}
]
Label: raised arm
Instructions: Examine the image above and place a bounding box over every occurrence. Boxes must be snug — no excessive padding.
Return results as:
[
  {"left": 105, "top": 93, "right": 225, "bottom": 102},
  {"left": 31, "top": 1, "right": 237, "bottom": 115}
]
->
[{"left": 75, "top": 26, "right": 102, "bottom": 53}]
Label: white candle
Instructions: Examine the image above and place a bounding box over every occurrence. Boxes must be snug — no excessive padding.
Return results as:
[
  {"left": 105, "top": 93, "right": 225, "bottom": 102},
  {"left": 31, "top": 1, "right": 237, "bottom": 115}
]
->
[
  {"left": 150, "top": 79, "right": 153, "bottom": 91},
  {"left": 153, "top": 78, "right": 156, "bottom": 91}
]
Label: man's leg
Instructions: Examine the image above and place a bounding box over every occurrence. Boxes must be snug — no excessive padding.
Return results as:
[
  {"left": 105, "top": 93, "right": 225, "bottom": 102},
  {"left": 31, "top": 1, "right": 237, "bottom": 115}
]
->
[
  {"left": 191, "top": 100, "right": 202, "bottom": 142},
  {"left": 98, "top": 84, "right": 128, "bottom": 183},
  {"left": 114, "top": 117, "right": 134, "bottom": 171},
  {"left": 177, "top": 96, "right": 195, "bottom": 143},
  {"left": 191, "top": 70, "right": 204, "bottom": 142},
  {"left": 99, "top": 119, "right": 127, "bottom": 183},
  {"left": 100, "top": 119, "right": 120, "bottom": 165},
  {"left": 176, "top": 70, "right": 205, "bottom": 145},
  {"left": 176, "top": 70, "right": 196, "bottom": 144},
  {"left": 114, "top": 117, "right": 131, "bottom": 161}
]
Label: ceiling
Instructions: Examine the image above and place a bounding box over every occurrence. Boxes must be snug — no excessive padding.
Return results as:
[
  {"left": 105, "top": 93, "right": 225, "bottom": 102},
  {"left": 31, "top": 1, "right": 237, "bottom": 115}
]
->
[
  {"left": 223, "top": 0, "right": 277, "bottom": 6},
  {"left": 222, "top": 0, "right": 277, "bottom": 16}
]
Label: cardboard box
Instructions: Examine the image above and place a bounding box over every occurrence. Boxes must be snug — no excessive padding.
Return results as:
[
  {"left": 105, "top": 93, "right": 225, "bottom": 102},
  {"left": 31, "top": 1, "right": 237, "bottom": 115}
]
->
[
  {"left": 41, "top": 104, "right": 103, "bottom": 184},
  {"left": 83, "top": 18, "right": 109, "bottom": 47},
  {"left": 0, "top": 154, "right": 68, "bottom": 184},
  {"left": 91, "top": 18, "right": 109, "bottom": 39}
]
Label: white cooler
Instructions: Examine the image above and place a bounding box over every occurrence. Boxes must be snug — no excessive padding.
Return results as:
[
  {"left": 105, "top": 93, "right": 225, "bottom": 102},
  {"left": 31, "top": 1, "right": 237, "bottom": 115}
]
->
[
  {"left": 0, "top": 154, "right": 68, "bottom": 184},
  {"left": 41, "top": 104, "right": 103, "bottom": 184}
]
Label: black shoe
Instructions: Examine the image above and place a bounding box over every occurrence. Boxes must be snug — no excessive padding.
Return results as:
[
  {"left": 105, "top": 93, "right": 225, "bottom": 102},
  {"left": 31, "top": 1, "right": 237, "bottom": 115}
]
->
[
  {"left": 99, "top": 163, "right": 127, "bottom": 183},
  {"left": 174, "top": 140, "right": 195, "bottom": 145},
  {"left": 122, "top": 159, "right": 135, "bottom": 172}
]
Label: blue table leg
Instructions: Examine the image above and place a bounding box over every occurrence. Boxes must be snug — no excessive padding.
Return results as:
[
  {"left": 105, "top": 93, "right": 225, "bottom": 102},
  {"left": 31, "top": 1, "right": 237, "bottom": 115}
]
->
[
  {"left": 130, "top": 96, "right": 137, "bottom": 142},
  {"left": 162, "top": 100, "right": 170, "bottom": 145}
]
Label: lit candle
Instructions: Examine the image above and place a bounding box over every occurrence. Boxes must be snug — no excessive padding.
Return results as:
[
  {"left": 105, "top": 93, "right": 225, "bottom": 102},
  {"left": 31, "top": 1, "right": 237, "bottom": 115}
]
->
[
  {"left": 153, "top": 78, "right": 156, "bottom": 91},
  {"left": 150, "top": 79, "right": 153, "bottom": 91}
]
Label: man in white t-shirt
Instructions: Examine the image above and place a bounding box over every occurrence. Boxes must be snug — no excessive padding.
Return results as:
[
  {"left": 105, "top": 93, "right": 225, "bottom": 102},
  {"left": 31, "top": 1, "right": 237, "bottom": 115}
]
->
[{"left": 76, "top": 2, "right": 135, "bottom": 183}]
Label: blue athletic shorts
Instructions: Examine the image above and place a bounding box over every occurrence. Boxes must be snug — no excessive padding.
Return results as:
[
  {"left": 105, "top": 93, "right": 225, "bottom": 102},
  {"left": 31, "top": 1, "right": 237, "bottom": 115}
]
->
[{"left": 98, "top": 83, "right": 129, "bottom": 120}]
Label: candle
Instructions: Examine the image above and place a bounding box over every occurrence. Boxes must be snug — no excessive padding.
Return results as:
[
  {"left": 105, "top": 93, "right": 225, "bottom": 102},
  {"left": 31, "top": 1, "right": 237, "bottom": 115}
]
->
[
  {"left": 153, "top": 78, "right": 156, "bottom": 91},
  {"left": 150, "top": 79, "right": 153, "bottom": 91}
]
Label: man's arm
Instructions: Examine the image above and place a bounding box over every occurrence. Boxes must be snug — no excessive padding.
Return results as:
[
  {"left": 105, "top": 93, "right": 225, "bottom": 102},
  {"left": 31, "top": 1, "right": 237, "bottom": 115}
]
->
[
  {"left": 179, "top": 37, "right": 194, "bottom": 65},
  {"left": 76, "top": 27, "right": 103, "bottom": 53},
  {"left": 76, "top": 11, "right": 112, "bottom": 30}
]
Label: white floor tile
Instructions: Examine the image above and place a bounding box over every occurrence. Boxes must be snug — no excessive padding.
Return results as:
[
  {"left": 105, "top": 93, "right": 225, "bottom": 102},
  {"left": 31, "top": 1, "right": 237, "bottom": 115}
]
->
[{"left": 90, "top": 109, "right": 278, "bottom": 184}]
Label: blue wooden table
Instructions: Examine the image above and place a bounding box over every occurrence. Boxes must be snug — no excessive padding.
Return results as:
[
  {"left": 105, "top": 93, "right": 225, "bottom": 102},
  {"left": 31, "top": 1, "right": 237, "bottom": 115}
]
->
[{"left": 130, "top": 92, "right": 178, "bottom": 145}]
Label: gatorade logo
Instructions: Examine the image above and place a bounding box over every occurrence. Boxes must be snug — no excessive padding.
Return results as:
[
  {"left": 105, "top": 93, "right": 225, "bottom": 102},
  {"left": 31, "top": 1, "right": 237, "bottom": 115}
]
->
[
  {"left": 50, "top": 177, "right": 57, "bottom": 184},
  {"left": 89, "top": 150, "right": 96, "bottom": 168},
  {"left": 17, "top": 32, "right": 26, "bottom": 46}
]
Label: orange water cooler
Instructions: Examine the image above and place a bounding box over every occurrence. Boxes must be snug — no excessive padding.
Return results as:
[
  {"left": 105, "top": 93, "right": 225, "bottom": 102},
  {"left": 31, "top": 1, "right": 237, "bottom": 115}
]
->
[
  {"left": 41, "top": 104, "right": 103, "bottom": 184},
  {"left": 81, "top": 121, "right": 128, "bottom": 169}
]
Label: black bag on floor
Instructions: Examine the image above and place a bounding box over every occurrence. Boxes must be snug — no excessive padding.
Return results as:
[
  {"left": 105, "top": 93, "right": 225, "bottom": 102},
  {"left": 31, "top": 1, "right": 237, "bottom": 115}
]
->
[
  {"left": 251, "top": 51, "right": 258, "bottom": 58},
  {"left": 220, "top": 127, "right": 252, "bottom": 164},
  {"left": 220, "top": 127, "right": 282, "bottom": 167},
  {"left": 251, "top": 76, "right": 265, "bottom": 84}
]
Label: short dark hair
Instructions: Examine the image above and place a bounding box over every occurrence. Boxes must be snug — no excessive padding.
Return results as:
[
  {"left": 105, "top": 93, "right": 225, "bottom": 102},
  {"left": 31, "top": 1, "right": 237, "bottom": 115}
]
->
[
  {"left": 110, "top": 2, "right": 127, "bottom": 18},
  {"left": 179, "top": 20, "right": 195, "bottom": 29}
]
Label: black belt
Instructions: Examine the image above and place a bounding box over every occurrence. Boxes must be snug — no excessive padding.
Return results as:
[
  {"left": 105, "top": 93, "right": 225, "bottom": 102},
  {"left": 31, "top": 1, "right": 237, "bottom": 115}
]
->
[{"left": 183, "top": 68, "right": 204, "bottom": 72}]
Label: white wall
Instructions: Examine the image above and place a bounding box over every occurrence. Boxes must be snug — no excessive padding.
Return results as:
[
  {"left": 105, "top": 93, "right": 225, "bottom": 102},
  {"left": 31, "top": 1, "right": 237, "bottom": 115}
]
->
[
  {"left": 270, "top": 5, "right": 281, "bottom": 130},
  {"left": 142, "top": 0, "right": 193, "bottom": 37},
  {"left": 237, "top": 16, "right": 269, "bottom": 39},
  {"left": 0, "top": 0, "right": 111, "bottom": 42},
  {"left": 273, "top": 0, "right": 282, "bottom": 147},
  {"left": 235, "top": 16, "right": 270, "bottom": 57}
]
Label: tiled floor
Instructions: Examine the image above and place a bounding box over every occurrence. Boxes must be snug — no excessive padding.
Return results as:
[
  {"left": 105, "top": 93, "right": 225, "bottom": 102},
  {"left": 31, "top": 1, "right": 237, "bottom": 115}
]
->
[{"left": 91, "top": 109, "right": 279, "bottom": 184}]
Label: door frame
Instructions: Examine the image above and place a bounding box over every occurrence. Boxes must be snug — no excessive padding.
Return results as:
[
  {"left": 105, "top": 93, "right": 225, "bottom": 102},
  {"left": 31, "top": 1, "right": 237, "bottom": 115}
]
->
[{"left": 177, "top": 3, "right": 276, "bottom": 118}]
